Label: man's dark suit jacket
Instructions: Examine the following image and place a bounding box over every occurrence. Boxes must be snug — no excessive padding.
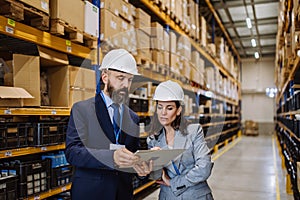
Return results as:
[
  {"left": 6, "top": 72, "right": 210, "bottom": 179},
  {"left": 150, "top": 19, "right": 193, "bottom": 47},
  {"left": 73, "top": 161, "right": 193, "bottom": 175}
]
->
[{"left": 66, "top": 94, "right": 139, "bottom": 200}]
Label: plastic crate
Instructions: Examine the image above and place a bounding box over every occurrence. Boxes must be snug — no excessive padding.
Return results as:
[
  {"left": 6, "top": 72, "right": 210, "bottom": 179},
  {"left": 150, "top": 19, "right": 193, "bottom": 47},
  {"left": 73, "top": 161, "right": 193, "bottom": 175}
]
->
[
  {"left": 0, "top": 123, "right": 31, "bottom": 150},
  {"left": 0, "top": 175, "right": 18, "bottom": 200},
  {"left": 51, "top": 165, "right": 73, "bottom": 188},
  {"left": 28, "top": 122, "right": 67, "bottom": 146},
  {"left": 0, "top": 159, "right": 51, "bottom": 198}
]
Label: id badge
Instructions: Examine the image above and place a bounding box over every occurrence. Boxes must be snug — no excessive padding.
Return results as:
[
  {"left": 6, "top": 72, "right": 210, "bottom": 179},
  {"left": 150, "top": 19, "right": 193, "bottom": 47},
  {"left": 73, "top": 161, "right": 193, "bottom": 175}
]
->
[{"left": 110, "top": 143, "right": 125, "bottom": 150}]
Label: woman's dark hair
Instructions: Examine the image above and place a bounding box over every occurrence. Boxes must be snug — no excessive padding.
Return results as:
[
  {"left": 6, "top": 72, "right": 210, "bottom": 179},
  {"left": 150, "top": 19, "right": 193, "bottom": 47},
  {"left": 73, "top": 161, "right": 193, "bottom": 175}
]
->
[{"left": 149, "top": 101, "right": 190, "bottom": 137}]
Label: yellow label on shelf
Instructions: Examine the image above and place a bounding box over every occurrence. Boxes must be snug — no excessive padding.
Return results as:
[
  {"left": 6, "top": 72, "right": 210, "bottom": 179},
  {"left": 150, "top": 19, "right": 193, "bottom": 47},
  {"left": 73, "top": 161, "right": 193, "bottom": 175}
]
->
[
  {"left": 66, "top": 40, "right": 71, "bottom": 46},
  {"left": 7, "top": 19, "right": 15, "bottom": 27}
]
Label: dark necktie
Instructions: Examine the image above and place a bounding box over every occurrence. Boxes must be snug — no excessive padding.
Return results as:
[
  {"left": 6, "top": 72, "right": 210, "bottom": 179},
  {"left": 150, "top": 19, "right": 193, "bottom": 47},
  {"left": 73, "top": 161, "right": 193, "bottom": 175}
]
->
[{"left": 111, "top": 103, "right": 120, "bottom": 132}]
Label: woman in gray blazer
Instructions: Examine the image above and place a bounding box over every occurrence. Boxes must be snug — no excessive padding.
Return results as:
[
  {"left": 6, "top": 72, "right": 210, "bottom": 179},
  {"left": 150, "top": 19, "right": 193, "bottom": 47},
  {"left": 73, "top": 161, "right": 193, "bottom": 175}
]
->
[{"left": 147, "top": 80, "right": 214, "bottom": 200}]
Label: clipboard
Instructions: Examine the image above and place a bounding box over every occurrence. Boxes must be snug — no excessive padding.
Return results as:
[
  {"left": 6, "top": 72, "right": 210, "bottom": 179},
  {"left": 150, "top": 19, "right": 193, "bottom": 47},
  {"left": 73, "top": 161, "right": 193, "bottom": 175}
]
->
[{"left": 134, "top": 149, "right": 185, "bottom": 169}]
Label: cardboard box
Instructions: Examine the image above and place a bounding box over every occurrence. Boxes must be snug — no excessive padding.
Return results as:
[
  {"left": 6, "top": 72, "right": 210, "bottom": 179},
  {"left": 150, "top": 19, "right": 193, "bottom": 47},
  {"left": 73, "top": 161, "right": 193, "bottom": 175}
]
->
[
  {"left": 100, "top": 0, "right": 120, "bottom": 16},
  {"left": 69, "top": 88, "right": 95, "bottom": 107},
  {"left": 84, "top": 1, "right": 99, "bottom": 37},
  {"left": 100, "top": 9, "right": 121, "bottom": 41},
  {"left": 151, "top": 37, "right": 163, "bottom": 50},
  {"left": 170, "top": 53, "right": 181, "bottom": 74},
  {"left": 0, "top": 86, "right": 33, "bottom": 107},
  {"left": 38, "top": 46, "right": 68, "bottom": 66},
  {"left": 152, "top": 50, "right": 164, "bottom": 65},
  {"left": 50, "top": 0, "right": 84, "bottom": 31},
  {"left": 200, "top": 16, "right": 207, "bottom": 47},
  {"left": 182, "top": 60, "right": 191, "bottom": 79},
  {"left": 69, "top": 66, "right": 96, "bottom": 89},
  {"left": 136, "top": 29, "right": 151, "bottom": 59},
  {"left": 13, "top": 54, "right": 40, "bottom": 106},
  {"left": 163, "top": 51, "right": 169, "bottom": 66},
  {"left": 135, "top": 8, "right": 151, "bottom": 35},
  {"left": 151, "top": 22, "right": 164, "bottom": 39},
  {"left": 175, "top": 0, "right": 183, "bottom": 21},
  {"left": 18, "top": 0, "right": 49, "bottom": 14},
  {"left": 170, "top": 31, "right": 177, "bottom": 53},
  {"left": 190, "top": 63, "right": 200, "bottom": 84},
  {"left": 163, "top": 31, "right": 170, "bottom": 51},
  {"left": 45, "top": 66, "right": 69, "bottom": 107},
  {"left": 13, "top": 47, "right": 70, "bottom": 107},
  {"left": 177, "top": 35, "right": 191, "bottom": 60},
  {"left": 120, "top": 19, "right": 130, "bottom": 32},
  {"left": 120, "top": 0, "right": 133, "bottom": 22}
]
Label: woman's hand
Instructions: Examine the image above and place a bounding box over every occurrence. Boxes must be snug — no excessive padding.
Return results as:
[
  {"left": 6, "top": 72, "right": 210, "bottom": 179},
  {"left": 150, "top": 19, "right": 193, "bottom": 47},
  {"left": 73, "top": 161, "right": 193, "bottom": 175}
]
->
[
  {"left": 151, "top": 146, "right": 162, "bottom": 150},
  {"left": 156, "top": 169, "right": 170, "bottom": 186}
]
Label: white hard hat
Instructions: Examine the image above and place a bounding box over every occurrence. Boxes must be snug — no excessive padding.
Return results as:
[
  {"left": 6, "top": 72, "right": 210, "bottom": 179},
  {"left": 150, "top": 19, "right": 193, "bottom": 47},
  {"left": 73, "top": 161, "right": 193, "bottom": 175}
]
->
[
  {"left": 153, "top": 80, "right": 184, "bottom": 103},
  {"left": 99, "top": 49, "right": 139, "bottom": 75}
]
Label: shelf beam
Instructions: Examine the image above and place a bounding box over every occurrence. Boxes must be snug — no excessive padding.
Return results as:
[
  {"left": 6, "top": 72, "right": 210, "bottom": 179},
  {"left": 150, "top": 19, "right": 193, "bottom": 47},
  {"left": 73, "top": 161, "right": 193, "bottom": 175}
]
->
[
  {"left": 27, "top": 183, "right": 71, "bottom": 200},
  {"left": 0, "top": 144, "right": 65, "bottom": 159},
  {"left": 205, "top": 126, "right": 240, "bottom": 140},
  {"left": 277, "top": 111, "right": 300, "bottom": 116},
  {"left": 0, "top": 16, "right": 92, "bottom": 59},
  {"left": 202, "top": 119, "right": 239, "bottom": 128},
  {"left": 0, "top": 107, "right": 70, "bottom": 116}
]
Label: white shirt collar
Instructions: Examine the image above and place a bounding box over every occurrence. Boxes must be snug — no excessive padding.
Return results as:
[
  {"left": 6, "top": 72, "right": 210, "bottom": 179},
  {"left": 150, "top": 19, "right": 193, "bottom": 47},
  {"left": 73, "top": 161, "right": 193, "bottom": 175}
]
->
[{"left": 101, "top": 91, "right": 113, "bottom": 108}]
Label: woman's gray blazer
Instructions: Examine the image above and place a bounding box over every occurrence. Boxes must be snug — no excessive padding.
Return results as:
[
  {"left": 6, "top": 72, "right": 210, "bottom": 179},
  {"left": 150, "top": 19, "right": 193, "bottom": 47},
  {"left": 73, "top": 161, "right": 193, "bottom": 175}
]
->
[{"left": 147, "top": 124, "right": 213, "bottom": 200}]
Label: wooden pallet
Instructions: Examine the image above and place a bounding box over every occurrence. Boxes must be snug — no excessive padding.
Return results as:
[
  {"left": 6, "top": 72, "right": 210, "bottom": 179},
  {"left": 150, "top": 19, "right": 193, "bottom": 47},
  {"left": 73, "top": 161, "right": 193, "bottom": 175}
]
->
[
  {"left": 169, "top": 71, "right": 181, "bottom": 81},
  {"left": 50, "top": 19, "right": 84, "bottom": 43},
  {"left": 134, "top": 55, "right": 152, "bottom": 69},
  {"left": 0, "top": 0, "right": 49, "bottom": 30},
  {"left": 23, "top": 6, "right": 49, "bottom": 30},
  {"left": 244, "top": 130, "right": 259, "bottom": 136},
  {"left": 157, "top": 64, "right": 168, "bottom": 75},
  {"left": 83, "top": 32, "right": 98, "bottom": 49},
  {"left": 0, "top": 0, "right": 24, "bottom": 21}
]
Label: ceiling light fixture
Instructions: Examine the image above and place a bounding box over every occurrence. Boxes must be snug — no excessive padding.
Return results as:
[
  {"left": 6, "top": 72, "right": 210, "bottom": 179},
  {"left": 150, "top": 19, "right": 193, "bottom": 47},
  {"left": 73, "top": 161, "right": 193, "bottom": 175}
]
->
[
  {"left": 254, "top": 52, "right": 259, "bottom": 59},
  {"left": 251, "top": 39, "right": 256, "bottom": 47},
  {"left": 246, "top": 17, "right": 252, "bottom": 29}
]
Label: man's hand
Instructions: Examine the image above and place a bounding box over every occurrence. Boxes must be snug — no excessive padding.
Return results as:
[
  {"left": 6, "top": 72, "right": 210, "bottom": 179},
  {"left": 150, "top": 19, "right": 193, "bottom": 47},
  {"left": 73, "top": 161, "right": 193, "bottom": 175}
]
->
[
  {"left": 133, "top": 160, "right": 153, "bottom": 176},
  {"left": 113, "top": 147, "right": 139, "bottom": 167}
]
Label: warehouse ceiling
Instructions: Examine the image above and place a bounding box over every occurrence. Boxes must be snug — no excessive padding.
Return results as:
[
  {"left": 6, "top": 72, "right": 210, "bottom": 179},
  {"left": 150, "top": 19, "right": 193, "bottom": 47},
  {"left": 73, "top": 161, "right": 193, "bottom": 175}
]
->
[{"left": 200, "top": 0, "right": 279, "bottom": 59}]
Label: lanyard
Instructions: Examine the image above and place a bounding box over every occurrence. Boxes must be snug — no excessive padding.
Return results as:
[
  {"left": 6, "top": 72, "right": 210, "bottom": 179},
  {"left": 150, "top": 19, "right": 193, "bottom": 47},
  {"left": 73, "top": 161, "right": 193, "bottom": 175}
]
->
[
  {"left": 172, "top": 160, "right": 181, "bottom": 175},
  {"left": 100, "top": 92, "right": 124, "bottom": 144}
]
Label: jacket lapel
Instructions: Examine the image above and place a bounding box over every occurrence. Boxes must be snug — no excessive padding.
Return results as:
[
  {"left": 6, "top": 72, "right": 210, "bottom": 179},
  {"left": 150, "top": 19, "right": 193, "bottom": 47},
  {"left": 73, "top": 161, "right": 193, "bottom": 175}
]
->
[
  {"left": 173, "top": 130, "right": 188, "bottom": 149},
  {"left": 171, "top": 130, "right": 187, "bottom": 174},
  {"left": 95, "top": 94, "right": 116, "bottom": 143}
]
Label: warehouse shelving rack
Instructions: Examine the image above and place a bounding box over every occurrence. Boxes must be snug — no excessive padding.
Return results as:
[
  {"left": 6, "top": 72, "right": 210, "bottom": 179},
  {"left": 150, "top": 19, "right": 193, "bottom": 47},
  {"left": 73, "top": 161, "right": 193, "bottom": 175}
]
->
[
  {"left": 275, "top": 0, "right": 300, "bottom": 198},
  {"left": 0, "top": 0, "right": 242, "bottom": 198}
]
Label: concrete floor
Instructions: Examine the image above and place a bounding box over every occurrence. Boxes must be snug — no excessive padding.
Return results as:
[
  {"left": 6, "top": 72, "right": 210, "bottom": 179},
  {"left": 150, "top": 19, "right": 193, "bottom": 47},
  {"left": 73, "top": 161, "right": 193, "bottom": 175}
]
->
[{"left": 137, "top": 135, "right": 294, "bottom": 200}]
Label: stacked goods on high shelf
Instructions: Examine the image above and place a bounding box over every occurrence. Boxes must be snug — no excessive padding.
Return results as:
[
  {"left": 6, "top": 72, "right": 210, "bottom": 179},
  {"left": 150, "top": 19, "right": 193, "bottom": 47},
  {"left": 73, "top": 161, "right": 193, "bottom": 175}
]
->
[
  {"left": 0, "top": 47, "right": 96, "bottom": 108},
  {"left": 100, "top": 0, "right": 239, "bottom": 81},
  {"left": 275, "top": 0, "right": 300, "bottom": 198}
]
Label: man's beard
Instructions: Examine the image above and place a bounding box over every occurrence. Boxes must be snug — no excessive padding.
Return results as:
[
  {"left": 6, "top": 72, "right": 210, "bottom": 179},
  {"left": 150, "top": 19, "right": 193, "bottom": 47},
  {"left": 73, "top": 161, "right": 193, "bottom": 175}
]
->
[{"left": 107, "top": 81, "right": 129, "bottom": 104}]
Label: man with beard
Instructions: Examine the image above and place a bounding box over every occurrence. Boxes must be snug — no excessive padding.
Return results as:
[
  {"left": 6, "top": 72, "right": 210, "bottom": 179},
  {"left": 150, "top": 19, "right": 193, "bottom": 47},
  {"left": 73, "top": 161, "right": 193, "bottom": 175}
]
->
[{"left": 66, "top": 49, "right": 151, "bottom": 200}]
